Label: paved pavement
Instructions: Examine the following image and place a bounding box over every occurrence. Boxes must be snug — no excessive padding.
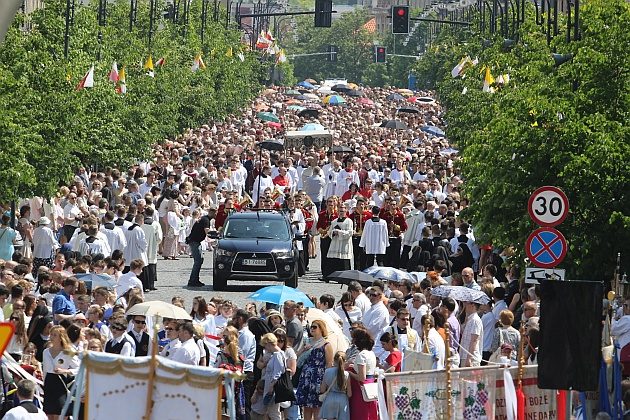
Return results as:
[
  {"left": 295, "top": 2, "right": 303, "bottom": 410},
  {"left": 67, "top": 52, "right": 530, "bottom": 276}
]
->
[{"left": 148, "top": 244, "right": 348, "bottom": 309}]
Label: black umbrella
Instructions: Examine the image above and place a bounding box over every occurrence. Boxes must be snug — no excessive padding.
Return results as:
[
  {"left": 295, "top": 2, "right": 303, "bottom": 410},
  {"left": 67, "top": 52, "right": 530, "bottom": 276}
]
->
[
  {"left": 328, "top": 270, "right": 377, "bottom": 287},
  {"left": 295, "top": 95, "right": 309, "bottom": 100},
  {"left": 397, "top": 106, "right": 420, "bottom": 114},
  {"left": 331, "top": 84, "right": 352, "bottom": 93},
  {"left": 297, "top": 89, "right": 310, "bottom": 94},
  {"left": 298, "top": 108, "right": 320, "bottom": 118},
  {"left": 330, "top": 145, "right": 354, "bottom": 153},
  {"left": 259, "top": 139, "right": 285, "bottom": 151},
  {"left": 386, "top": 93, "right": 406, "bottom": 101},
  {"left": 380, "top": 120, "right": 408, "bottom": 130},
  {"left": 346, "top": 89, "right": 364, "bottom": 97}
]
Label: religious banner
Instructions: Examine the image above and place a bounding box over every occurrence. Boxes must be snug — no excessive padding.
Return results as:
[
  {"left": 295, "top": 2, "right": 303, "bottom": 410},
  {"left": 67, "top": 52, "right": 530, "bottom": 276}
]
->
[
  {"left": 385, "top": 366, "right": 496, "bottom": 420},
  {"left": 82, "top": 352, "right": 227, "bottom": 420},
  {"left": 495, "top": 366, "right": 557, "bottom": 420}
]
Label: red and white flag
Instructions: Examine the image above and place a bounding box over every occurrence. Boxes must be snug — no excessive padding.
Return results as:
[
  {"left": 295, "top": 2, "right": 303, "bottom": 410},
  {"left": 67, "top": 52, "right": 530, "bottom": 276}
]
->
[
  {"left": 116, "top": 66, "right": 127, "bottom": 94},
  {"left": 76, "top": 65, "right": 94, "bottom": 90},
  {"left": 108, "top": 61, "right": 119, "bottom": 82},
  {"left": 155, "top": 57, "right": 165, "bottom": 67}
]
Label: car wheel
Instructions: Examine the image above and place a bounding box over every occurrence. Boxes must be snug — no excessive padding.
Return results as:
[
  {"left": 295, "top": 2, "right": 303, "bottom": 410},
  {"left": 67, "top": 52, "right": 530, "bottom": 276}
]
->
[
  {"left": 213, "top": 270, "right": 227, "bottom": 291},
  {"left": 286, "top": 266, "right": 299, "bottom": 288}
]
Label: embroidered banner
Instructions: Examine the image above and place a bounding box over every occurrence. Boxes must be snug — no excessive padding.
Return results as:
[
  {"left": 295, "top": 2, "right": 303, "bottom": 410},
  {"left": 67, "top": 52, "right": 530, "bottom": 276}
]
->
[{"left": 495, "top": 366, "right": 556, "bottom": 420}]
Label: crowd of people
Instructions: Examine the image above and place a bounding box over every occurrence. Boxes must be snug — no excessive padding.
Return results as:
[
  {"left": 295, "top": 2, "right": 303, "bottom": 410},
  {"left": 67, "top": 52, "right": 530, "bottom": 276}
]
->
[{"left": 0, "top": 82, "right": 552, "bottom": 420}]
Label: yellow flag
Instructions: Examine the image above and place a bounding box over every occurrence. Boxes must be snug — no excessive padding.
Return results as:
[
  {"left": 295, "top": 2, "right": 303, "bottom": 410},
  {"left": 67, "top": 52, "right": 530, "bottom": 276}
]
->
[
  {"left": 482, "top": 66, "right": 495, "bottom": 93},
  {"left": 226, "top": 47, "right": 233, "bottom": 57},
  {"left": 144, "top": 55, "right": 154, "bottom": 71}
]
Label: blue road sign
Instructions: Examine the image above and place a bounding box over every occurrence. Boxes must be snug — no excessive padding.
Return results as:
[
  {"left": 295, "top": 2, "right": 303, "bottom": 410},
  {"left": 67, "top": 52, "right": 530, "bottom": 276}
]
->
[{"left": 525, "top": 227, "right": 567, "bottom": 268}]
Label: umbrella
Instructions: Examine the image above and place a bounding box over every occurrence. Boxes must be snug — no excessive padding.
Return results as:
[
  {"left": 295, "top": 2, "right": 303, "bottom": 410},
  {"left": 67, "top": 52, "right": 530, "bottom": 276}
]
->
[
  {"left": 358, "top": 97, "right": 375, "bottom": 107},
  {"left": 287, "top": 105, "right": 306, "bottom": 111},
  {"left": 331, "top": 83, "right": 352, "bottom": 92},
  {"left": 258, "top": 139, "right": 285, "bottom": 151},
  {"left": 305, "top": 78, "right": 317, "bottom": 84},
  {"left": 300, "top": 122, "right": 326, "bottom": 131},
  {"left": 297, "top": 81, "right": 315, "bottom": 89},
  {"left": 421, "top": 125, "right": 445, "bottom": 137},
  {"left": 305, "top": 308, "right": 348, "bottom": 354},
  {"left": 298, "top": 108, "right": 319, "bottom": 118},
  {"left": 328, "top": 270, "right": 376, "bottom": 287},
  {"left": 257, "top": 111, "right": 280, "bottom": 123},
  {"left": 285, "top": 89, "right": 301, "bottom": 96},
  {"left": 431, "top": 285, "right": 491, "bottom": 304},
  {"left": 440, "top": 147, "right": 459, "bottom": 155},
  {"left": 397, "top": 88, "right": 414, "bottom": 96},
  {"left": 295, "top": 95, "right": 309, "bottom": 101},
  {"left": 386, "top": 93, "right": 406, "bottom": 101},
  {"left": 247, "top": 285, "right": 315, "bottom": 307},
  {"left": 397, "top": 106, "right": 420, "bottom": 114},
  {"left": 285, "top": 99, "right": 302, "bottom": 105},
  {"left": 323, "top": 95, "right": 346, "bottom": 105},
  {"left": 75, "top": 273, "right": 116, "bottom": 290},
  {"left": 318, "top": 86, "right": 333, "bottom": 95},
  {"left": 297, "top": 89, "right": 310, "bottom": 94},
  {"left": 347, "top": 82, "right": 359, "bottom": 89},
  {"left": 380, "top": 119, "right": 408, "bottom": 130},
  {"left": 346, "top": 89, "right": 364, "bottom": 97},
  {"left": 363, "top": 266, "right": 415, "bottom": 282},
  {"left": 303, "top": 93, "right": 319, "bottom": 101},
  {"left": 409, "top": 96, "right": 436, "bottom": 105},
  {"left": 330, "top": 145, "right": 354, "bottom": 153},
  {"left": 266, "top": 121, "right": 283, "bottom": 129},
  {"left": 126, "top": 301, "right": 192, "bottom": 320}
]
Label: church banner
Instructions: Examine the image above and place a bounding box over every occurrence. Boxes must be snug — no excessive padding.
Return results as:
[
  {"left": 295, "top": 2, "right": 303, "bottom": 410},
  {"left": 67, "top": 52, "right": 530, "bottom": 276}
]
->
[
  {"left": 83, "top": 352, "right": 226, "bottom": 420},
  {"left": 495, "top": 366, "right": 557, "bottom": 420}
]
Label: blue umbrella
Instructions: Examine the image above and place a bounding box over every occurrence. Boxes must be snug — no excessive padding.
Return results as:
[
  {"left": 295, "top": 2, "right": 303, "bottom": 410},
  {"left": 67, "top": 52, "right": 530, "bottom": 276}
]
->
[
  {"left": 247, "top": 285, "right": 315, "bottom": 307},
  {"left": 287, "top": 105, "right": 306, "bottom": 111},
  {"left": 421, "top": 125, "right": 446, "bottom": 137},
  {"left": 75, "top": 273, "right": 116, "bottom": 290},
  {"left": 430, "top": 285, "right": 491, "bottom": 304},
  {"left": 299, "top": 123, "right": 325, "bottom": 131},
  {"left": 363, "top": 266, "right": 414, "bottom": 282},
  {"left": 297, "top": 81, "right": 315, "bottom": 89}
]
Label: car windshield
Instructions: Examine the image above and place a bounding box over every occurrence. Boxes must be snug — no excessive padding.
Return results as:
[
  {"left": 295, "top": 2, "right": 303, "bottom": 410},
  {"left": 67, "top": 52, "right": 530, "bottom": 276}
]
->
[{"left": 223, "top": 218, "right": 291, "bottom": 241}]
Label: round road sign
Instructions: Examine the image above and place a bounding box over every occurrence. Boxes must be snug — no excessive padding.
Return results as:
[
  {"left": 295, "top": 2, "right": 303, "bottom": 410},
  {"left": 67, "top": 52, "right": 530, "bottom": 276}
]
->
[
  {"left": 527, "top": 186, "right": 569, "bottom": 227},
  {"left": 525, "top": 227, "right": 567, "bottom": 268}
]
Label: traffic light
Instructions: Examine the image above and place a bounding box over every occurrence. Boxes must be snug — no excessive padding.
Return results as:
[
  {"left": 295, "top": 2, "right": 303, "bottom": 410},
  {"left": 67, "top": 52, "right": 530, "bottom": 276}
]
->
[
  {"left": 314, "top": 0, "right": 332, "bottom": 28},
  {"left": 392, "top": 5, "right": 409, "bottom": 34},
  {"left": 375, "top": 46, "right": 387, "bottom": 63},
  {"left": 327, "top": 45, "right": 338, "bottom": 62}
]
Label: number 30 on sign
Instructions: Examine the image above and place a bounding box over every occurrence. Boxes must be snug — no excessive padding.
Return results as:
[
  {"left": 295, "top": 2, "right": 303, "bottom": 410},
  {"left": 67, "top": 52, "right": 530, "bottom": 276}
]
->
[{"left": 527, "top": 186, "right": 569, "bottom": 227}]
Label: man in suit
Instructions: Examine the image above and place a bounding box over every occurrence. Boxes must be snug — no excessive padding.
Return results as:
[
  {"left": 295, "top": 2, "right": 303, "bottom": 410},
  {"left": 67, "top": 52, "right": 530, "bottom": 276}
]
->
[{"left": 128, "top": 315, "right": 150, "bottom": 357}]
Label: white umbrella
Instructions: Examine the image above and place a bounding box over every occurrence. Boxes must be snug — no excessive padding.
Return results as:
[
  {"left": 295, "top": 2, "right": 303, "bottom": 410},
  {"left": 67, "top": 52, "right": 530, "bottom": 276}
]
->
[
  {"left": 305, "top": 308, "right": 348, "bottom": 355},
  {"left": 126, "top": 301, "right": 192, "bottom": 320}
]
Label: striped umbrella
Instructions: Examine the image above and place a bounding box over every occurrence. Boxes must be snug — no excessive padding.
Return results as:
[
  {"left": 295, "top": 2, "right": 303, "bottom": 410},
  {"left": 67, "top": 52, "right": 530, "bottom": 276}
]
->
[{"left": 323, "top": 95, "right": 346, "bottom": 105}]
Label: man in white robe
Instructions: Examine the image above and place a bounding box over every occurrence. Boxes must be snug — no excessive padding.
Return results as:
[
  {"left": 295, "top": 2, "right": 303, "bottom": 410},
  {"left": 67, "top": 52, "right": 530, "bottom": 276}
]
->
[
  {"left": 359, "top": 206, "right": 389, "bottom": 267},
  {"left": 123, "top": 214, "right": 148, "bottom": 271}
]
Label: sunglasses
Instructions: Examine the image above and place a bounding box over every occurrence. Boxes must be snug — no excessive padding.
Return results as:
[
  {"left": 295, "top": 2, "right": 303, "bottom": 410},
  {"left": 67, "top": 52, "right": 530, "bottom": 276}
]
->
[
  {"left": 133, "top": 319, "right": 146, "bottom": 324},
  {"left": 164, "top": 327, "right": 174, "bottom": 331},
  {"left": 310, "top": 325, "right": 318, "bottom": 330},
  {"left": 369, "top": 293, "right": 380, "bottom": 298},
  {"left": 112, "top": 327, "right": 126, "bottom": 331}
]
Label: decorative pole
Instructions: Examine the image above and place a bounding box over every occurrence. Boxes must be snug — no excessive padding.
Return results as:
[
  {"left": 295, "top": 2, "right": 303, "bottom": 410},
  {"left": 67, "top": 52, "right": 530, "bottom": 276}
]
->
[
  {"left": 143, "top": 316, "right": 159, "bottom": 420},
  {"left": 445, "top": 325, "right": 452, "bottom": 420},
  {"left": 148, "top": 0, "right": 155, "bottom": 52},
  {"left": 129, "top": 0, "right": 137, "bottom": 32}
]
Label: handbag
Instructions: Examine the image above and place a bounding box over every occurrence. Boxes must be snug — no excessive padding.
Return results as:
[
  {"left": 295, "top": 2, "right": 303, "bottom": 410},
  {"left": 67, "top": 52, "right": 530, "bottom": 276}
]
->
[
  {"left": 488, "top": 328, "right": 506, "bottom": 363},
  {"left": 360, "top": 381, "right": 379, "bottom": 402},
  {"left": 274, "top": 356, "right": 296, "bottom": 404}
]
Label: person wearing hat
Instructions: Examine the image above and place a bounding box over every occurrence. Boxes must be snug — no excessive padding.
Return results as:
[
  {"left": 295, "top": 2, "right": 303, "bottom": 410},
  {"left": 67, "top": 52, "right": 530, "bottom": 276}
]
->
[
  {"left": 31, "top": 217, "right": 59, "bottom": 275},
  {"left": 265, "top": 309, "right": 284, "bottom": 331}
]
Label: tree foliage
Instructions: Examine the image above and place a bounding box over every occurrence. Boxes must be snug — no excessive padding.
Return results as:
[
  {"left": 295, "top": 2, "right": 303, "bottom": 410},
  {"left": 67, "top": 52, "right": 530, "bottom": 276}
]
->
[
  {"left": 412, "top": 0, "right": 630, "bottom": 279},
  {"left": 0, "top": 0, "right": 265, "bottom": 201}
]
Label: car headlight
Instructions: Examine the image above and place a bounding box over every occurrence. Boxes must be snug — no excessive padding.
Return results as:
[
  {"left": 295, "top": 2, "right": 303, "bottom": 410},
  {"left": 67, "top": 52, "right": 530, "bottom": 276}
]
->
[
  {"left": 272, "top": 250, "right": 293, "bottom": 259},
  {"left": 216, "top": 248, "right": 236, "bottom": 257}
]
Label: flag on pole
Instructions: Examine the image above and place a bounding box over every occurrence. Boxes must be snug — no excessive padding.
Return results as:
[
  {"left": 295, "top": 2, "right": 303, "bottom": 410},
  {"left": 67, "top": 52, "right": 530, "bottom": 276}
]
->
[
  {"left": 226, "top": 47, "right": 233, "bottom": 57},
  {"left": 155, "top": 57, "right": 165, "bottom": 67},
  {"left": 144, "top": 55, "right": 154, "bottom": 77},
  {"left": 276, "top": 49, "right": 287, "bottom": 64},
  {"left": 482, "top": 66, "right": 495, "bottom": 93},
  {"left": 265, "top": 30, "right": 275, "bottom": 42},
  {"left": 108, "top": 61, "right": 119, "bottom": 83},
  {"left": 191, "top": 53, "right": 206, "bottom": 72},
  {"left": 76, "top": 65, "right": 94, "bottom": 90},
  {"left": 256, "top": 31, "right": 271, "bottom": 49},
  {"left": 451, "top": 55, "right": 477, "bottom": 78},
  {"left": 116, "top": 66, "right": 127, "bottom": 94},
  {"left": 237, "top": 52, "right": 245, "bottom": 62}
]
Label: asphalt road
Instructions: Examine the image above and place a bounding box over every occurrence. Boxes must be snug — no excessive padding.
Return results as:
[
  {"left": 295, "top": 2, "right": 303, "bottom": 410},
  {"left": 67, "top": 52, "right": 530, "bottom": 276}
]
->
[{"left": 148, "top": 244, "right": 348, "bottom": 309}]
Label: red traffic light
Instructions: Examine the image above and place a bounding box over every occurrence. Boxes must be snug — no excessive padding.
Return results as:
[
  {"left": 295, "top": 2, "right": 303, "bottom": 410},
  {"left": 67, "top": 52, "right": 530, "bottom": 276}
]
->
[
  {"left": 396, "top": 8, "right": 406, "bottom": 16},
  {"left": 377, "top": 47, "right": 385, "bottom": 53}
]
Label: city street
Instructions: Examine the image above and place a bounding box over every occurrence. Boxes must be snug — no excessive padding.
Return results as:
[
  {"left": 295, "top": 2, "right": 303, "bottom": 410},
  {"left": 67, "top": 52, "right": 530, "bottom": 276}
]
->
[{"left": 149, "top": 244, "right": 340, "bottom": 308}]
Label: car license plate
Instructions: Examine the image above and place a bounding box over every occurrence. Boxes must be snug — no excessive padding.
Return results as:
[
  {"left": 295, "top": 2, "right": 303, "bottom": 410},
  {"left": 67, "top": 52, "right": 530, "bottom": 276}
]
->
[{"left": 243, "top": 259, "right": 266, "bottom": 266}]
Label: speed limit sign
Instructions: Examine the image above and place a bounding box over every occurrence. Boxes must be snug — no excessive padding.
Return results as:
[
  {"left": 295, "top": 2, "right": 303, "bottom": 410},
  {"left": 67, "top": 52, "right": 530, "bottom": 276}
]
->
[{"left": 528, "top": 186, "right": 569, "bottom": 227}]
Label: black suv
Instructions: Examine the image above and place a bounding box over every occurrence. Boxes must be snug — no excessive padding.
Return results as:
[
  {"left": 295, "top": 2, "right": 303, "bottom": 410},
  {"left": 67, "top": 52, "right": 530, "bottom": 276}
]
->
[{"left": 212, "top": 211, "right": 301, "bottom": 291}]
